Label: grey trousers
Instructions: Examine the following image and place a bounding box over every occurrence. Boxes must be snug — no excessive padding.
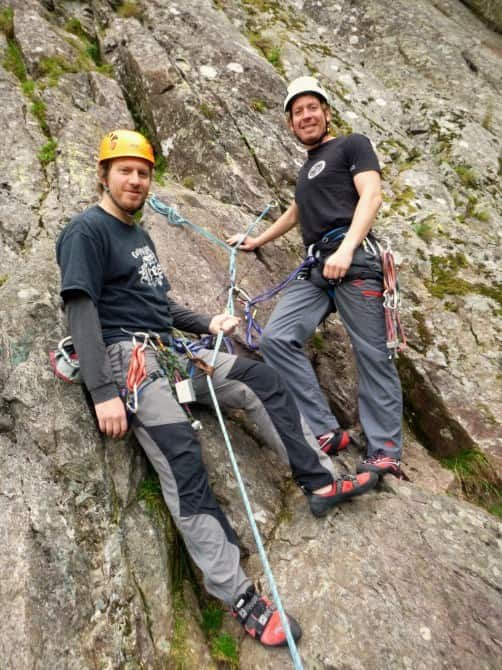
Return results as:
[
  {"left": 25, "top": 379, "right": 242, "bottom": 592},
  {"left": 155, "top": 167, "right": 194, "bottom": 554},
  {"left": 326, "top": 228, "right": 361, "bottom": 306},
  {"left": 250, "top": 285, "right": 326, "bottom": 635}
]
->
[
  {"left": 107, "top": 340, "right": 336, "bottom": 605},
  {"left": 260, "top": 274, "right": 403, "bottom": 459}
]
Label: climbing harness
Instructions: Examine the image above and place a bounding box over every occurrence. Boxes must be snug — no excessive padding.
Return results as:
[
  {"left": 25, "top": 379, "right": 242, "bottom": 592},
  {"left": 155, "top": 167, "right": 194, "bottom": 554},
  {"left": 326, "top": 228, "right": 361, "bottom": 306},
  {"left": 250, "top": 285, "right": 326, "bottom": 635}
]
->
[
  {"left": 148, "top": 194, "right": 304, "bottom": 670},
  {"left": 239, "top": 226, "right": 406, "bottom": 358}
]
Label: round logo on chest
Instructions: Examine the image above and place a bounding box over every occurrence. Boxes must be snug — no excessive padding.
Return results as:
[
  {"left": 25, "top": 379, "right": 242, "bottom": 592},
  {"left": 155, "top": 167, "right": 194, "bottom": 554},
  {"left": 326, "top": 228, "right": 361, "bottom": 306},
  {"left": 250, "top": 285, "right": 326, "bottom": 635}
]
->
[{"left": 308, "top": 160, "right": 326, "bottom": 180}]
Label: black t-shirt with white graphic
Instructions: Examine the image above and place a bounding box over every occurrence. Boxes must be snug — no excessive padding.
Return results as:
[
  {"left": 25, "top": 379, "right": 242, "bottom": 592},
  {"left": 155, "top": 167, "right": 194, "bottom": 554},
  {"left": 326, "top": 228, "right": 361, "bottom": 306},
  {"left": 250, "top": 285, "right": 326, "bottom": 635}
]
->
[
  {"left": 295, "top": 133, "right": 380, "bottom": 247},
  {"left": 56, "top": 205, "right": 174, "bottom": 344}
]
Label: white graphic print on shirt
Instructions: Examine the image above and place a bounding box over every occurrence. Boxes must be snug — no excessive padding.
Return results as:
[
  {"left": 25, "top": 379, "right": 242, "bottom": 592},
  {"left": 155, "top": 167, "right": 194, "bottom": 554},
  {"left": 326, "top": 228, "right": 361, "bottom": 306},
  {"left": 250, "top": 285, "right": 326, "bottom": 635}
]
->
[
  {"left": 308, "top": 160, "right": 326, "bottom": 180},
  {"left": 132, "top": 246, "right": 165, "bottom": 287}
]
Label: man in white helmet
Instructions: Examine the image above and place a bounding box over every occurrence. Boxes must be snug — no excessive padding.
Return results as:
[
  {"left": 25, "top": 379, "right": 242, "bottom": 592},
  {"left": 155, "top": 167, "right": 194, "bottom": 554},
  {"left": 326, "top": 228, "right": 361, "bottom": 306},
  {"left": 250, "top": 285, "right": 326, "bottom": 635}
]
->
[{"left": 228, "top": 76, "right": 404, "bottom": 478}]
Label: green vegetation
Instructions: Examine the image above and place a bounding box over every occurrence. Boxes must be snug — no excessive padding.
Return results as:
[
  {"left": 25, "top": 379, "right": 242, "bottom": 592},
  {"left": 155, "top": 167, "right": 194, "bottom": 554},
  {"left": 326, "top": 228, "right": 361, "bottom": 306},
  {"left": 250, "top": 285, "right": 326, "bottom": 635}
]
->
[
  {"left": 311, "top": 330, "right": 325, "bottom": 351},
  {"left": 64, "top": 17, "right": 110, "bottom": 73},
  {"left": 241, "top": 0, "right": 305, "bottom": 30},
  {"left": 3, "top": 40, "right": 27, "bottom": 81},
  {"left": 211, "top": 632, "right": 239, "bottom": 666},
  {"left": 412, "top": 309, "right": 433, "bottom": 352},
  {"left": 170, "top": 592, "right": 190, "bottom": 668},
  {"left": 247, "top": 32, "right": 285, "bottom": 75},
  {"left": 474, "top": 208, "right": 490, "bottom": 223},
  {"left": 117, "top": 1, "right": 144, "bottom": 19},
  {"left": 64, "top": 17, "right": 91, "bottom": 42},
  {"left": 441, "top": 448, "right": 502, "bottom": 516},
  {"left": 154, "top": 154, "right": 167, "bottom": 186},
  {"left": 181, "top": 176, "right": 195, "bottom": 190},
  {"left": 413, "top": 218, "right": 434, "bottom": 243},
  {"left": 38, "top": 54, "right": 81, "bottom": 86},
  {"left": 390, "top": 183, "right": 417, "bottom": 215},
  {"left": 250, "top": 98, "right": 267, "bottom": 113},
  {"left": 426, "top": 253, "right": 502, "bottom": 306},
  {"left": 201, "top": 602, "right": 239, "bottom": 666},
  {"left": 0, "top": 7, "right": 14, "bottom": 38},
  {"left": 31, "top": 99, "right": 49, "bottom": 135},
  {"left": 201, "top": 601, "right": 224, "bottom": 637},
  {"left": 454, "top": 164, "right": 479, "bottom": 188},
  {"left": 137, "top": 474, "right": 168, "bottom": 520},
  {"left": 329, "top": 107, "right": 353, "bottom": 136},
  {"left": 21, "top": 79, "right": 35, "bottom": 96},
  {"left": 199, "top": 102, "right": 216, "bottom": 120},
  {"left": 137, "top": 473, "right": 239, "bottom": 667},
  {"left": 38, "top": 138, "right": 58, "bottom": 165},
  {"left": 0, "top": 274, "right": 9, "bottom": 288}
]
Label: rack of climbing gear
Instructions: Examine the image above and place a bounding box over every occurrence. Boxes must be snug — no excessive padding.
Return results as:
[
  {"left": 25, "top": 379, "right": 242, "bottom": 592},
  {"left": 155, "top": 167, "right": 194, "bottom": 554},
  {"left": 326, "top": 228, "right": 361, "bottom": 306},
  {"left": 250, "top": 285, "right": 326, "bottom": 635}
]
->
[
  {"left": 124, "top": 333, "right": 149, "bottom": 413},
  {"left": 371, "top": 238, "right": 406, "bottom": 358},
  {"left": 148, "top": 194, "right": 304, "bottom": 670}
]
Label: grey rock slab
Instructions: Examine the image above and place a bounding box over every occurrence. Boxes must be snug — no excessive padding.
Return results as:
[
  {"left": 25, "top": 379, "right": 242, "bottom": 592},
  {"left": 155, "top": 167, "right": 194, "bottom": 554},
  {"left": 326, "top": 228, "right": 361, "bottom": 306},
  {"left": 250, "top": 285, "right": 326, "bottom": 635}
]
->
[
  {"left": 239, "top": 486, "right": 502, "bottom": 670},
  {"left": 13, "top": 4, "right": 80, "bottom": 79}
]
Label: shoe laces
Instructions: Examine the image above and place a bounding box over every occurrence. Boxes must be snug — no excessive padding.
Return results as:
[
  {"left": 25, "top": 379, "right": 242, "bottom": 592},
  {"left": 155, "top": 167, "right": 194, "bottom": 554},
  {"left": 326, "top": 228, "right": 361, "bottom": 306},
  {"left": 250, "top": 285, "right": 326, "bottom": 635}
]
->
[{"left": 364, "top": 451, "right": 399, "bottom": 465}]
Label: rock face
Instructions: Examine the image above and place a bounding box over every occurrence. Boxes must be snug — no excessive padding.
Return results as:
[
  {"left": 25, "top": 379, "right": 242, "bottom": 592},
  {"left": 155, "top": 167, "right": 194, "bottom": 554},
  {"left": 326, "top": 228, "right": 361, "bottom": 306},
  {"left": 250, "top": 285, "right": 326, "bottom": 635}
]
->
[{"left": 0, "top": 1, "right": 500, "bottom": 669}]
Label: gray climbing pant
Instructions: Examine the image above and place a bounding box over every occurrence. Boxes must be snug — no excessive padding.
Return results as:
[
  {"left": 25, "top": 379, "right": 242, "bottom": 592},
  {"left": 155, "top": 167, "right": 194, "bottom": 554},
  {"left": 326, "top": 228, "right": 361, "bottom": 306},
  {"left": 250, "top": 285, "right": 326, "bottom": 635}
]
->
[
  {"left": 106, "top": 340, "right": 336, "bottom": 605},
  {"left": 260, "top": 271, "right": 403, "bottom": 460}
]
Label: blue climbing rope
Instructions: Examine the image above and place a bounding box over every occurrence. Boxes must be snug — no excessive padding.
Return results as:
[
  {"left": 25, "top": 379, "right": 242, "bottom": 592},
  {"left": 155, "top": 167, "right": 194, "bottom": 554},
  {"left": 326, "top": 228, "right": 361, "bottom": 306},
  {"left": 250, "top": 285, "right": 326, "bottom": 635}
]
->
[{"left": 148, "top": 195, "right": 304, "bottom": 670}]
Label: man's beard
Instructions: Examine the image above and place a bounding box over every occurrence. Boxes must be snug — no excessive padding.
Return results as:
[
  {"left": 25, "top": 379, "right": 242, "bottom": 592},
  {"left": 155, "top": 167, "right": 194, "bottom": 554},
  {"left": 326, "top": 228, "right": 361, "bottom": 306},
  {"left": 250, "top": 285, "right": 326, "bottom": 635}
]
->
[{"left": 107, "top": 187, "right": 147, "bottom": 215}]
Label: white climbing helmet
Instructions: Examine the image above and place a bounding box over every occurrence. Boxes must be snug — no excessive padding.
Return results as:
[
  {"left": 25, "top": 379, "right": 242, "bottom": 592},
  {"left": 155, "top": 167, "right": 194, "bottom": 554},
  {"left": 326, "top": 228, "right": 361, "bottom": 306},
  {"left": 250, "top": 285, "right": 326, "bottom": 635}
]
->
[{"left": 283, "top": 76, "right": 330, "bottom": 113}]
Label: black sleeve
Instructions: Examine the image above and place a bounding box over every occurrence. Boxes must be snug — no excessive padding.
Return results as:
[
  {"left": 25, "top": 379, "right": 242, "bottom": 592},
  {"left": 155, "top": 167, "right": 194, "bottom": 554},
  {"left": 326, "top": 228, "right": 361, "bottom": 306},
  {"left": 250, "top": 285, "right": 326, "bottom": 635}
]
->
[
  {"left": 346, "top": 133, "right": 381, "bottom": 177},
  {"left": 66, "top": 292, "right": 118, "bottom": 404},
  {"left": 167, "top": 296, "right": 212, "bottom": 335},
  {"left": 57, "top": 229, "right": 105, "bottom": 305}
]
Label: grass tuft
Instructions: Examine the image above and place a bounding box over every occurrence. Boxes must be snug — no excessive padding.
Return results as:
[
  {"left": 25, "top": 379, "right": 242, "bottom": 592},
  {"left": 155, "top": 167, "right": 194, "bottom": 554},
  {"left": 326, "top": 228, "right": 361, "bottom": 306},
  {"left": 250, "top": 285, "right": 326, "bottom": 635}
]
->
[
  {"left": 211, "top": 632, "right": 239, "bottom": 666},
  {"left": 117, "top": 1, "right": 144, "bottom": 19},
  {"left": 441, "top": 448, "right": 502, "bottom": 514},
  {"left": 38, "top": 139, "right": 58, "bottom": 165},
  {"left": 0, "top": 7, "right": 14, "bottom": 38}
]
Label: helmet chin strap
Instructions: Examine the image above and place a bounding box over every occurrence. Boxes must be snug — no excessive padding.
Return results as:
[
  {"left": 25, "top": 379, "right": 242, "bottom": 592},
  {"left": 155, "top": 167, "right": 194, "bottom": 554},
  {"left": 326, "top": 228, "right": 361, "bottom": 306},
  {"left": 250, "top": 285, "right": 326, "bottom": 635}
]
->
[{"left": 295, "top": 115, "right": 331, "bottom": 149}]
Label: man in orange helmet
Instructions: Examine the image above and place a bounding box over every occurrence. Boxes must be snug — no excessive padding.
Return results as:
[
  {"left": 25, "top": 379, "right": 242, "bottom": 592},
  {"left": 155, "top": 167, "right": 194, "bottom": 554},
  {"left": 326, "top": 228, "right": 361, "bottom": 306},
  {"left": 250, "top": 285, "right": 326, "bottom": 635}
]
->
[{"left": 56, "top": 129, "right": 377, "bottom": 648}]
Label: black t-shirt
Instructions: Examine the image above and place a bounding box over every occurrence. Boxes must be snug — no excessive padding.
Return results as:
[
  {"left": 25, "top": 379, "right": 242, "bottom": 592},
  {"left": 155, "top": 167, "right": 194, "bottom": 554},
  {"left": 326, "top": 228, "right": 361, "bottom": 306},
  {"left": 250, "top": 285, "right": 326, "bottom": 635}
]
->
[
  {"left": 295, "top": 133, "right": 381, "bottom": 247},
  {"left": 56, "top": 205, "right": 174, "bottom": 344}
]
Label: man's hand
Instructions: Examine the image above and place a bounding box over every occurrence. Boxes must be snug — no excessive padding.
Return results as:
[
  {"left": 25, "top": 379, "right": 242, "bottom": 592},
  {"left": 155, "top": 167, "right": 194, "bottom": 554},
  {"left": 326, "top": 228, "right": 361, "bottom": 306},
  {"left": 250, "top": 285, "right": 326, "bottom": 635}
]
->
[
  {"left": 209, "top": 313, "right": 240, "bottom": 335},
  {"left": 226, "top": 234, "right": 260, "bottom": 251},
  {"left": 94, "top": 397, "right": 128, "bottom": 439},
  {"left": 322, "top": 246, "right": 355, "bottom": 281}
]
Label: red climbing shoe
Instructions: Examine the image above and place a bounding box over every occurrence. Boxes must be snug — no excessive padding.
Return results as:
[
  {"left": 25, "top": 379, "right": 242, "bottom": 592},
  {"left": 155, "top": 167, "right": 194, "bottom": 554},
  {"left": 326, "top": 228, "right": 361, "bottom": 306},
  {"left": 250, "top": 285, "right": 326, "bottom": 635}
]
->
[
  {"left": 357, "top": 452, "right": 409, "bottom": 480},
  {"left": 317, "top": 429, "right": 351, "bottom": 456},
  {"left": 232, "top": 586, "right": 302, "bottom": 647},
  {"left": 308, "top": 472, "right": 378, "bottom": 517}
]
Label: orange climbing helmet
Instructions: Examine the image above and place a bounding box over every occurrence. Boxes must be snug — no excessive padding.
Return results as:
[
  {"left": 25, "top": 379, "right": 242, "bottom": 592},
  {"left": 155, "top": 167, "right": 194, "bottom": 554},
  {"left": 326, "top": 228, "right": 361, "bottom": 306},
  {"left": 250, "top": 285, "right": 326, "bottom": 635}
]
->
[{"left": 98, "top": 129, "right": 155, "bottom": 165}]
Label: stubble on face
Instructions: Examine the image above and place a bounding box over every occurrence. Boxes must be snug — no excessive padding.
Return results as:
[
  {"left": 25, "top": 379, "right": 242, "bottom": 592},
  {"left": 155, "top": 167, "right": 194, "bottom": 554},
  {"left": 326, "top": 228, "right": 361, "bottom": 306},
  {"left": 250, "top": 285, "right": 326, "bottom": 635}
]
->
[
  {"left": 100, "top": 157, "right": 152, "bottom": 221},
  {"left": 288, "top": 94, "right": 331, "bottom": 147}
]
